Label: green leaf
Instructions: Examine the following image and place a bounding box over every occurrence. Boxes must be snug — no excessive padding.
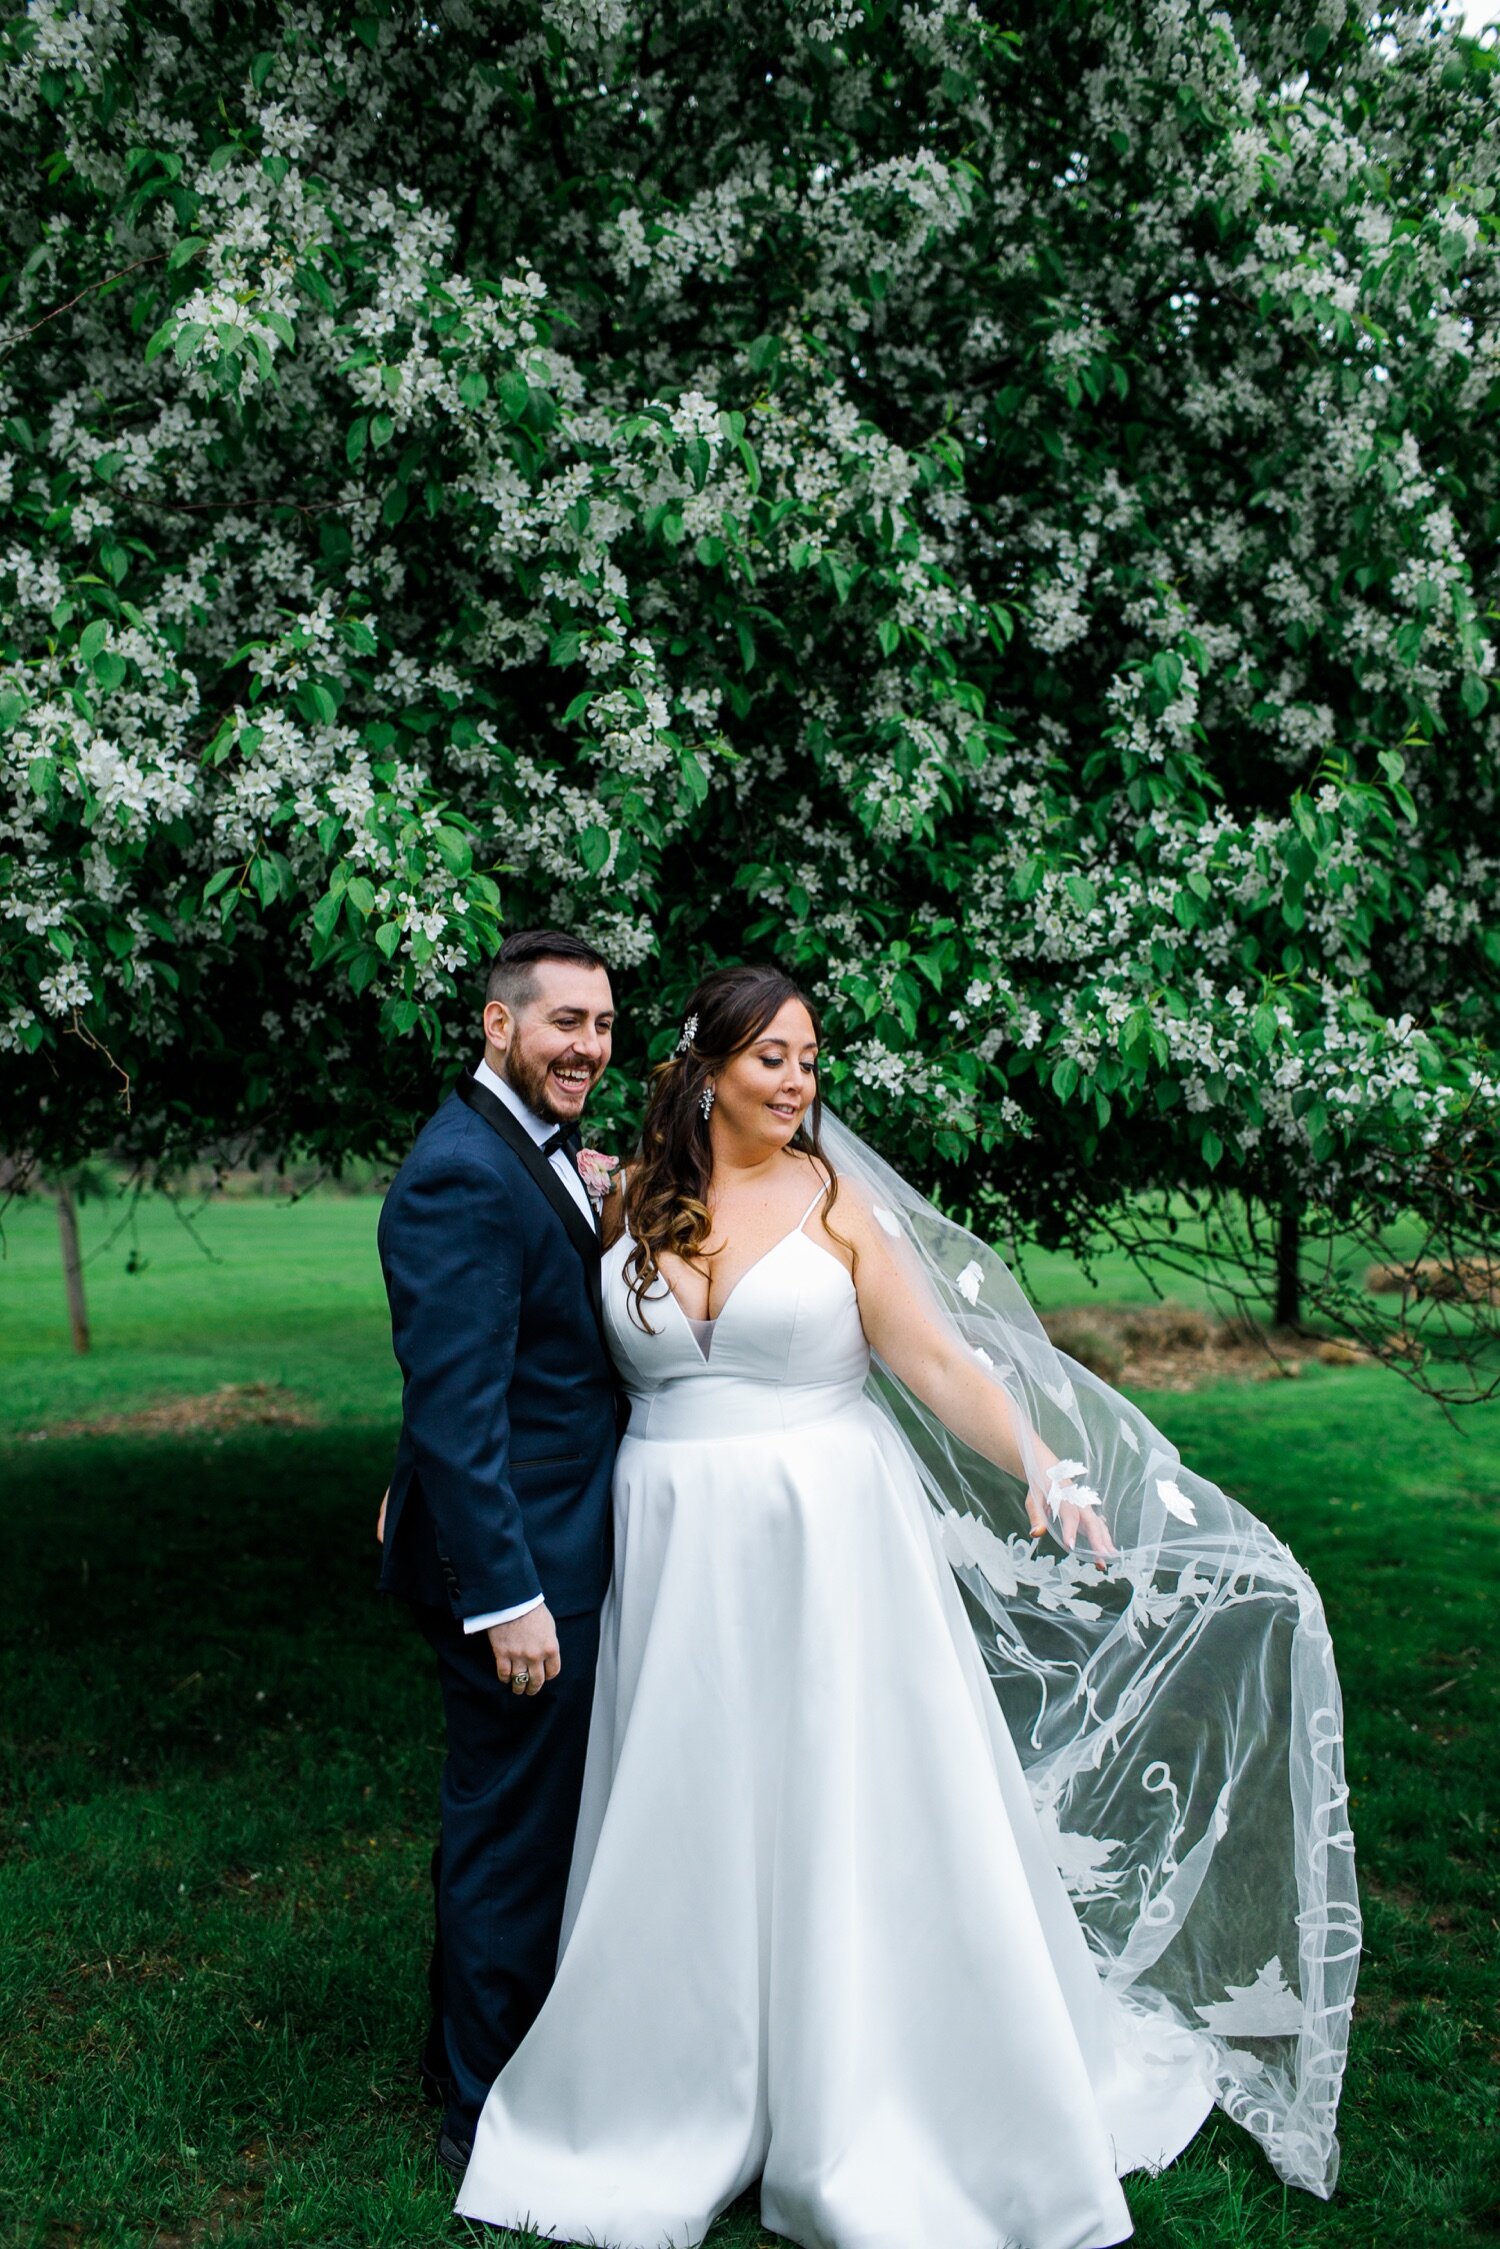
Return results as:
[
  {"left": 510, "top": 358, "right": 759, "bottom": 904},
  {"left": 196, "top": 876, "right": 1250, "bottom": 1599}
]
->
[
  {"left": 458, "top": 369, "right": 489, "bottom": 409},
  {"left": 296, "top": 261, "right": 336, "bottom": 312},
  {"left": 375, "top": 920, "right": 403, "bottom": 958},
  {"left": 297, "top": 681, "right": 338, "bottom": 726},
  {"left": 432, "top": 825, "right": 472, "bottom": 874},
  {"left": 78, "top": 619, "right": 109, "bottom": 664},
  {"left": 1201, "top": 1130, "right": 1223, "bottom": 1170},
  {"left": 497, "top": 371, "right": 531, "bottom": 422},
  {"left": 370, "top": 413, "right": 395, "bottom": 451},
  {"left": 93, "top": 651, "right": 127, "bottom": 692},
  {"left": 677, "top": 749, "right": 709, "bottom": 806},
  {"left": 1150, "top": 650, "right": 1184, "bottom": 701},
  {"left": 344, "top": 877, "right": 376, "bottom": 918},
  {"left": 579, "top": 825, "right": 611, "bottom": 873},
  {"left": 167, "top": 235, "right": 208, "bottom": 269},
  {"left": 346, "top": 416, "right": 369, "bottom": 464}
]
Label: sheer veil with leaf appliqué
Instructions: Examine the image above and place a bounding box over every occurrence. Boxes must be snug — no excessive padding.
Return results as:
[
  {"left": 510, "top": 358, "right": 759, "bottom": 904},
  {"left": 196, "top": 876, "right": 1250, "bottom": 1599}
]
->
[{"left": 819, "top": 1112, "right": 1359, "bottom": 2198}]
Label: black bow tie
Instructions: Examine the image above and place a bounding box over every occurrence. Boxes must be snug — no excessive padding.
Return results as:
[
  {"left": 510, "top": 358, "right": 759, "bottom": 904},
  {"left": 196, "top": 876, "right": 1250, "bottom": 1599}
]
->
[{"left": 540, "top": 1122, "right": 583, "bottom": 1161}]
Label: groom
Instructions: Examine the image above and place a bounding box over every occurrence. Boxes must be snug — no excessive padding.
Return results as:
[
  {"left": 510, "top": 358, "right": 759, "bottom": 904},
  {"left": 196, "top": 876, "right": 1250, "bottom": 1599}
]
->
[{"left": 377, "top": 928, "right": 619, "bottom": 2180}]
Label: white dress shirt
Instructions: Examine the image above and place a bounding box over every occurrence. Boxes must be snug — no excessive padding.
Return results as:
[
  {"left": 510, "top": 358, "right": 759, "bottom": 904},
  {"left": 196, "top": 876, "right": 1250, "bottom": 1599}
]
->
[{"left": 463, "top": 1060, "right": 597, "bottom": 1637}]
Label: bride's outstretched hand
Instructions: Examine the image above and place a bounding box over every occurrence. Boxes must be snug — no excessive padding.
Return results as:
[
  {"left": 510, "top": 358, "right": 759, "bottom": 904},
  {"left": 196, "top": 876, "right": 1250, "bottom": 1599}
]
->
[{"left": 1025, "top": 1480, "right": 1117, "bottom": 1569}]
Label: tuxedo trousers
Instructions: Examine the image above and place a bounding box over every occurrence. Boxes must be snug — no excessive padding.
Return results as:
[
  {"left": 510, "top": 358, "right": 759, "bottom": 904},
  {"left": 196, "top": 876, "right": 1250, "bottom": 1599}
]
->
[{"left": 412, "top": 1602, "right": 602, "bottom": 2143}]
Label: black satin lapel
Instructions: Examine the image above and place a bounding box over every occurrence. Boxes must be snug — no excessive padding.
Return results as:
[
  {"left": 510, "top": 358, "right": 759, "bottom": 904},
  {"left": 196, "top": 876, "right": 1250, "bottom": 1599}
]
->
[{"left": 455, "top": 1078, "right": 604, "bottom": 1319}]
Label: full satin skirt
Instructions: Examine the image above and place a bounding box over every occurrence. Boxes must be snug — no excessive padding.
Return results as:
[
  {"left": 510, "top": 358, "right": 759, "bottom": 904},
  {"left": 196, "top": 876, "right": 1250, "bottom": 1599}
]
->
[{"left": 457, "top": 1398, "right": 1212, "bottom": 2249}]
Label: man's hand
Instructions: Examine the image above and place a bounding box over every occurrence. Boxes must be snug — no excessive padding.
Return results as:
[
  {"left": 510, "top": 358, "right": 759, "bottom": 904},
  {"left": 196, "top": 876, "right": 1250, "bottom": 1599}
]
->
[
  {"left": 487, "top": 1604, "right": 561, "bottom": 1698},
  {"left": 376, "top": 1488, "right": 389, "bottom": 1545}
]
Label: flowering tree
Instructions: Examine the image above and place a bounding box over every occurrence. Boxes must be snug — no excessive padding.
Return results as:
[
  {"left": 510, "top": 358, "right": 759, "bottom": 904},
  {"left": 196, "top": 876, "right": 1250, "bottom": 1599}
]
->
[{"left": 2, "top": 0, "right": 1499, "bottom": 1375}]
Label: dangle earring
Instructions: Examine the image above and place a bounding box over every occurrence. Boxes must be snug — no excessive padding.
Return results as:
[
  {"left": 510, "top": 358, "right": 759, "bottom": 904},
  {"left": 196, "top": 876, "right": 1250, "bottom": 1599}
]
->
[{"left": 700, "top": 1082, "right": 716, "bottom": 1122}]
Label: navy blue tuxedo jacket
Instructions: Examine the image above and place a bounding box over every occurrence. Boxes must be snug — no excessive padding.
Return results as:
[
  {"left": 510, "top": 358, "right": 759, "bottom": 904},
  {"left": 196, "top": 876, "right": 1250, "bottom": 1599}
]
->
[{"left": 377, "top": 1079, "right": 617, "bottom": 1623}]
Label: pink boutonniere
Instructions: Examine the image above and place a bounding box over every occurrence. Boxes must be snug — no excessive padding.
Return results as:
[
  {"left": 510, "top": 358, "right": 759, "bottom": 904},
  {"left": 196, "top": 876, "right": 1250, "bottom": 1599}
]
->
[{"left": 577, "top": 1148, "right": 620, "bottom": 1211}]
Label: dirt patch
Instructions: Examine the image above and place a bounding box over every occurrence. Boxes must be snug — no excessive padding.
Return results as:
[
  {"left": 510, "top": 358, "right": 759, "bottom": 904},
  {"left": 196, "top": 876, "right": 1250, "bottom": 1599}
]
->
[
  {"left": 147, "top": 2137, "right": 271, "bottom": 2247},
  {"left": 1366, "top": 1256, "right": 1500, "bottom": 1305},
  {"left": 1039, "top": 1302, "right": 1373, "bottom": 1393},
  {"left": 26, "top": 1383, "right": 317, "bottom": 1441}
]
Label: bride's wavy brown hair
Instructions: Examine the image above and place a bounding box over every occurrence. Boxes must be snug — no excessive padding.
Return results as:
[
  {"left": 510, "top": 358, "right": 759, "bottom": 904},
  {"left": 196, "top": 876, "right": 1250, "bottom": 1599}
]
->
[{"left": 623, "top": 964, "right": 849, "bottom": 1330}]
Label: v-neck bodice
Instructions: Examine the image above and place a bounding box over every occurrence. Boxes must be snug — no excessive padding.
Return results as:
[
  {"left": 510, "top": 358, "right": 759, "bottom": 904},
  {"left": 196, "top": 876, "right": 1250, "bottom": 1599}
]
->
[{"left": 602, "top": 1216, "right": 869, "bottom": 1441}]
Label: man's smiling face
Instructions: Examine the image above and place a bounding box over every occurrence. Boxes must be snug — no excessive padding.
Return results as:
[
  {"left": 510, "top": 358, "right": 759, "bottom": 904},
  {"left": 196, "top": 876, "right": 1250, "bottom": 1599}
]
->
[{"left": 484, "top": 960, "right": 615, "bottom": 1126}]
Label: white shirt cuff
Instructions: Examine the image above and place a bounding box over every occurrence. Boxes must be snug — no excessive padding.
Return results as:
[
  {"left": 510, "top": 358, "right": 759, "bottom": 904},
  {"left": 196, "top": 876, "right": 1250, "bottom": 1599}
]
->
[{"left": 463, "top": 1592, "right": 545, "bottom": 1633}]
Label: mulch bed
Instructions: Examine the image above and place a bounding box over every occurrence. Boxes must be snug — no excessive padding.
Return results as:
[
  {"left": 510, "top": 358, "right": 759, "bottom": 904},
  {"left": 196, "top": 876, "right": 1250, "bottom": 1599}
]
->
[{"left": 1038, "top": 1302, "right": 1371, "bottom": 1393}]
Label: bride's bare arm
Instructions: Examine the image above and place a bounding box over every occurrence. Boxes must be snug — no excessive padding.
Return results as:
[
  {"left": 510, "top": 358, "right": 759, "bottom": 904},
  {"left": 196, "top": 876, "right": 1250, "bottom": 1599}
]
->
[{"left": 832, "top": 1189, "right": 1116, "bottom": 1564}]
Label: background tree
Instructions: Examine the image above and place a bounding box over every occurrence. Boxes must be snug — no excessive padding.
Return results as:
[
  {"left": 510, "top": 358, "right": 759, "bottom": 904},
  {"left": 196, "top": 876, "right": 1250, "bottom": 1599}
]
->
[{"left": 2, "top": 0, "right": 1498, "bottom": 1380}]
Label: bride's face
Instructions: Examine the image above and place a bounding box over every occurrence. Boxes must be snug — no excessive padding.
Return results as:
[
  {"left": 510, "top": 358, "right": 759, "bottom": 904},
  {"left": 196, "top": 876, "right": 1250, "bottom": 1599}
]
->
[{"left": 714, "top": 998, "right": 819, "bottom": 1154}]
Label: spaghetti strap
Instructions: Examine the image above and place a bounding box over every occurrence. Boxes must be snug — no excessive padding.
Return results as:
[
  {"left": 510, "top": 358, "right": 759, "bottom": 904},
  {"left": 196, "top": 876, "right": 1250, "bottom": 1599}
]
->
[{"left": 797, "top": 1180, "right": 830, "bottom": 1231}]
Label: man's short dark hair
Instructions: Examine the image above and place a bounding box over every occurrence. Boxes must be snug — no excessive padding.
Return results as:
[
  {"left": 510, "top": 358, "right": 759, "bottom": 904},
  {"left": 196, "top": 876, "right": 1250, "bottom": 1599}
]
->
[{"left": 485, "top": 928, "right": 612, "bottom": 1014}]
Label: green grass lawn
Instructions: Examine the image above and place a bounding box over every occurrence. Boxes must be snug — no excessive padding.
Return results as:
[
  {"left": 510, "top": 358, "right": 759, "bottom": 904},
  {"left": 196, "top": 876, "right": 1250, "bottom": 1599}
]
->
[{"left": 2, "top": 1189, "right": 1497, "bottom": 2247}]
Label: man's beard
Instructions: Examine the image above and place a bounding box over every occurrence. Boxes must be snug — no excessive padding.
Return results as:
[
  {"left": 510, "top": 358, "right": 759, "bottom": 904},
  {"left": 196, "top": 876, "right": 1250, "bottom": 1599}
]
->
[{"left": 502, "top": 1040, "right": 591, "bottom": 1124}]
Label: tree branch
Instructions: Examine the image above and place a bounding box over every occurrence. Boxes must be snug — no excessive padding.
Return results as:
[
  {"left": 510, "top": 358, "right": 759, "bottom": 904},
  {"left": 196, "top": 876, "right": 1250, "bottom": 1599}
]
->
[{"left": 2, "top": 252, "right": 168, "bottom": 359}]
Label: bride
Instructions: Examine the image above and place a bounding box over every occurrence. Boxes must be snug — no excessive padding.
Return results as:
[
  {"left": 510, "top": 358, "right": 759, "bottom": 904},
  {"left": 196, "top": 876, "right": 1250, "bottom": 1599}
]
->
[{"left": 455, "top": 964, "right": 1358, "bottom": 2248}]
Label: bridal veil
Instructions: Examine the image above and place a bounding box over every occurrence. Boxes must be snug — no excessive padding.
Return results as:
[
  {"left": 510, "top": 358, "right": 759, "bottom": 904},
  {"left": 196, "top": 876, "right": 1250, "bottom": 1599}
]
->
[{"left": 819, "top": 1112, "right": 1359, "bottom": 2197}]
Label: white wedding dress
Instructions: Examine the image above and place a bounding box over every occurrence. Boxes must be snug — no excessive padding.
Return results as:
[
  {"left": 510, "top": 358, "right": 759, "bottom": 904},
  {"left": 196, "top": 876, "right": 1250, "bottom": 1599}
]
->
[{"left": 456, "top": 1189, "right": 1217, "bottom": 2249}]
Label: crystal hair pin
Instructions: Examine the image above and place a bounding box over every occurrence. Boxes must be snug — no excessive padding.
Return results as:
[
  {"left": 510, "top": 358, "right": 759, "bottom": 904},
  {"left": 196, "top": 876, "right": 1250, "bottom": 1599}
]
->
[{"left": 676, "top": 1013, "right": 698, "bottom": 1054}]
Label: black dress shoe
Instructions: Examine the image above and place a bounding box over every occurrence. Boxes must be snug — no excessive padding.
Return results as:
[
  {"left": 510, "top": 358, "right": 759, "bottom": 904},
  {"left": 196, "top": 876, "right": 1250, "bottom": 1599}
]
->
[{"left": 437, "top": 2129, "right": 472, "bottom": 2185}]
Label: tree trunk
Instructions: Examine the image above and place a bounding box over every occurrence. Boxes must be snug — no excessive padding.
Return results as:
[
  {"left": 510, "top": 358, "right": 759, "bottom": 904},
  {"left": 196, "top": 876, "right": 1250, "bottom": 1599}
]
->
[
  {"left": 1274, "top": 1195, "right": 1302, "bottom": 1329},
  {"left": 55, "top": 1181, "right": 90, "bottom": 1354}
]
